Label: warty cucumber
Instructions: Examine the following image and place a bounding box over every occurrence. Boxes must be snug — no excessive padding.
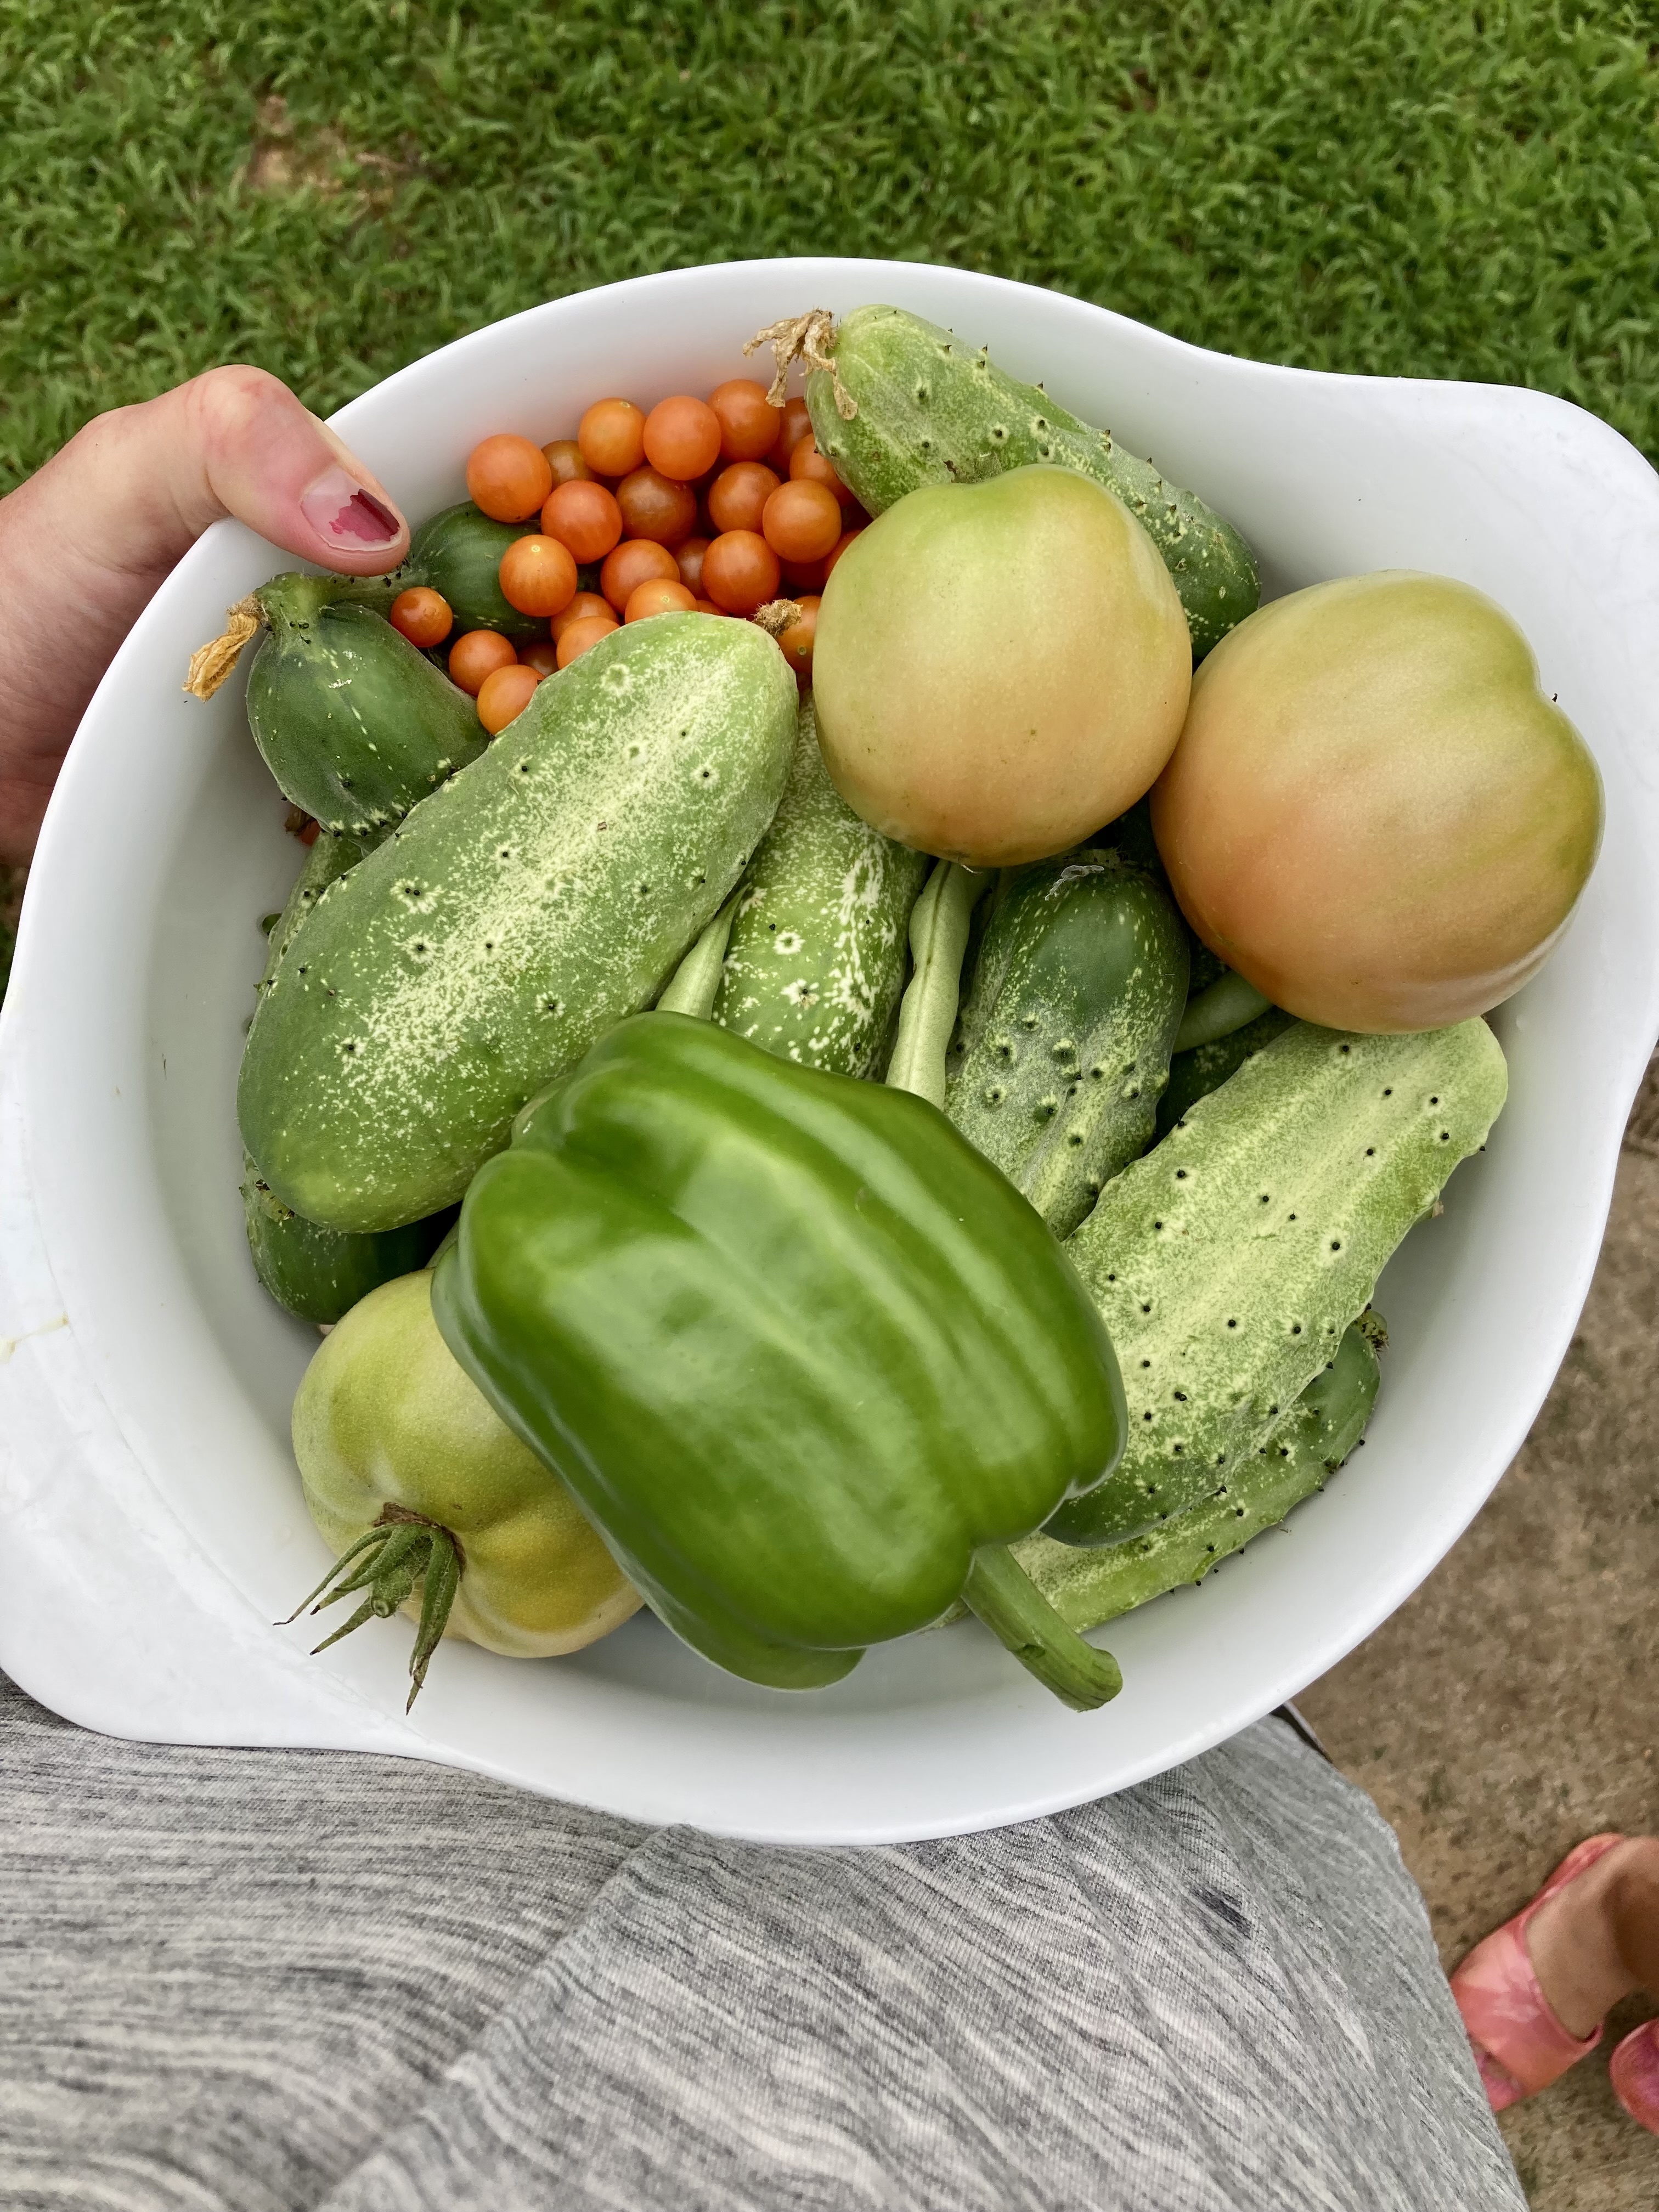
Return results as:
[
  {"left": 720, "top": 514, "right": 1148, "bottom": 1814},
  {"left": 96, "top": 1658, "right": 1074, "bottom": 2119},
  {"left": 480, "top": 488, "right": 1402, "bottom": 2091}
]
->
[
  {"left": 1155, "top": 1006, "right": 1296, "bottom": 1141},
  {"left": 946, "top": 851, "right": 1188, "bottom": 1237},
  {"left": 804, "top": 305, "right": 1259, "bottom": 660},
  {"left": 257, "top": 826, "right": 383, "bottom": 992},
  {"left": 239, "top": 613, "right": 798, "bottom": 1235},
  {"left": 1014, "top": 1314, "right": 1383, "bottom": 1627},
  {"left": 246, "top": 574, "right": 486, "bottom": 835},
  {"left": 1047, "top": 1017, "right": 1506, "bottom": 1545},
  {"left": 389, "top": 501, "right": 546, "bottom": 642},
  {"left": 713, "top": 695, "right": 929, "bottom": 1076}
]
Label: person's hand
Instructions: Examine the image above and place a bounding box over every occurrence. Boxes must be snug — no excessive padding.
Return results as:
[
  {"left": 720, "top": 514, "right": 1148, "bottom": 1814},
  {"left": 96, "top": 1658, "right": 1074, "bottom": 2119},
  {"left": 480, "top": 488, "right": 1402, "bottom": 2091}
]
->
[{"left": 0, "top": 366, "right": 409, "bottom": 865}]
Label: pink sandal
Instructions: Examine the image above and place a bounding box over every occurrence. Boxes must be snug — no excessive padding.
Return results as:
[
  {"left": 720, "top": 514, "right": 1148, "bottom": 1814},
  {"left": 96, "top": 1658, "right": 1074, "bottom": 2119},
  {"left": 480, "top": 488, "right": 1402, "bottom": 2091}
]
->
[{"left": 1451, "top": 1833, "right": 1659, "bottom": 2131}]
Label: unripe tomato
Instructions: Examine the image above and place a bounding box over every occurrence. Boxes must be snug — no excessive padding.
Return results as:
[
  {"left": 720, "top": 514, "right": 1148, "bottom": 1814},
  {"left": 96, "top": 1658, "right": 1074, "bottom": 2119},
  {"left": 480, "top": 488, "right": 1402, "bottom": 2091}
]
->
[
  {"left": 466, "top": 435, "right": 554, "bottom": 524},
  {"left": 642, "top": 395, "right": 722, "bottom": 482},
  {"left": 624, "top": 578, "right": 697, "bottom": 622},
  {"left": 766, "top": 397, "right": 811, "bottom": 473},
  {"left": 498, "top": 534, "right": 578, "bottom": 619},
  {"left": 702, "top": 531, "right": 781, "bottom": 616},
  {"left": 542, "top": 438, "right": 595, "bottom": 487},
  {"left": 615, "top": 467, "right": 697, "bottom": 546},
  {"left": 600, "top": 538, "right": 681, "bottom": 612},
  {"left": 708, "top": 462, "right": 780, "bottom": 536},
  {"left": 552, "top": 590, "right": 614, "bottom": 642},
  {"left": 542, "top": 478, "right": 623, "bottom": 565},
  {"left": 476, "top": 662, "right": 541, "bottom": 734},
  {"left": 578, "top": 398, "right": 646, "bottom": 478},
  {"left": 447, "top": 629, "right": 520, "bottom": 698},
  {"left": 388, "top": 587, "right": 453, "bottom": 648},
  {"left": 708, "top": 379, "right": 781, "bottom": 463},
  {"left": 789, "top": 432, "right": 859, "bottom": 505},
  {"left": 762, "top": 478, "right": 842, "bottom": 564},
  {"left": 1150, "top": 571, "right": 1605, "bottom": 1031},
  {"left": 676, "top": 536, "right": 711, "bottom": 595},
  {"left": 556, "top": 613, "right": 618, "bottom": 668}
]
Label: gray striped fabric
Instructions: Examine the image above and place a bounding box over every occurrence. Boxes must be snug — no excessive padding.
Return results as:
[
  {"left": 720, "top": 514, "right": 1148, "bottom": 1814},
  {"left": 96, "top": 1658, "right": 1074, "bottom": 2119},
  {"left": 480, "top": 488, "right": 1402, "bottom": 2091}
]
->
[{"left": 0, "top": 1676, "right": 1522, "bottom": 2210}]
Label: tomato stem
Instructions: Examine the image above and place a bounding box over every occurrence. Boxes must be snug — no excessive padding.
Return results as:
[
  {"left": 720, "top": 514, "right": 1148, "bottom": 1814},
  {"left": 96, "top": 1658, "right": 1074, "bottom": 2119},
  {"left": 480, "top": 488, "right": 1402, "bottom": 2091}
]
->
[{"left": 279, "top": 1505, "right": 463, "bottom": 1708}]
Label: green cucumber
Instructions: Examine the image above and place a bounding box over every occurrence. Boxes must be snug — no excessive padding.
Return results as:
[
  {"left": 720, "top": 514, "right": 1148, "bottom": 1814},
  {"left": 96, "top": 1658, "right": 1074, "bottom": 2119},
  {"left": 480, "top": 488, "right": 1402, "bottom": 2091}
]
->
[
  {"left": 713, "top": 696, "right": 929, "bottom": 1076},
  {"left": 257, "top": 827, "right": 382, "bottom": 993},
  {"left": 1013, "top": 1314, "right": 1383, "bottom": 1627},
  {"left": 239, "top": 613, "right": 797, "bottom": 1235},
  {"left": 241, "top": 1160, "right": 450, "bottom": 1325},
  {"left": 1155, "top": 1006, "right": 1296, "bottom": 1141},
  {"left": 805, "top": 305, "right": 1259, "bottom": 660},
  {"left": 945, "top": 851, "right": 1188, "bottom": 1237},
  {"left": 1047, "top": 1018, "right": 1506, "bottom": 1545},
  {"left": 246, "top": 575, "right": 486, "bottom": 836},
  {"left": 391, "top": 501, "right": 546, "bottom": 643}
]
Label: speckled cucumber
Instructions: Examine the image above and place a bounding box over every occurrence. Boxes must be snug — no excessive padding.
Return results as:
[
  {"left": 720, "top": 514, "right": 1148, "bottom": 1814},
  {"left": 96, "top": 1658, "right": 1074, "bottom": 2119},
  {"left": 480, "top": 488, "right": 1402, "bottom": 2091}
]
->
[
  {"left": 1155, "top": 1005, "right": 1296, "bottom": 1141},
  {"left": 257, "top": 826, "right": 383, "bottom": 992},
  {"left": 1047, "top": 1018, "right": 1506, "bottom": 1545},
  {"left": 805, "top": 305, "right": 1259, "bottom": 660},
  {"left": 945, "top": 851, "right": 1189, "bottom": 1237},
  {"left": 713, "top": 695, "right": 929, "bottom": 1075},
  {"left": 239, "top": 613, "right": 797, "bottom": 1235},
  {"left": 246, "top": 574, "right": 486, "bottom": 835},
  {"left": 389, "top": 501, "right": 546, "bottom": 642},
  {"left": 1012, "top": 1313, "right": 1384, "bottom": 1626}
]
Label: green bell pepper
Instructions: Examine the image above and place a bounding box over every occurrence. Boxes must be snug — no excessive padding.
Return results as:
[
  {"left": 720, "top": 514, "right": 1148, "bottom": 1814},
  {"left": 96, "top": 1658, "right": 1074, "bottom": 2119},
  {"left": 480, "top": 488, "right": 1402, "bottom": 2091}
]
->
[{"left": 433, "top": 1011, "right": 1128, "bottom": 1708}]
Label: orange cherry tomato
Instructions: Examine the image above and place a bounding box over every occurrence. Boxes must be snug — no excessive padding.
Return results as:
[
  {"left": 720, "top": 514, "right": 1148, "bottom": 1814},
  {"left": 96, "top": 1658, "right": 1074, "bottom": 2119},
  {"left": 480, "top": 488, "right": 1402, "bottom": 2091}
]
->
[
  {"left": 600, "top": 538, "right": 681, "bottom": 612},
  {"left": 551, "top": 590, "right": 614, "bottom": 642},
  {"left": 614, "top": 467, "right": 697, "bottom": 547},
  {"left": 476, "top": 662, "right": 541, "bottom": 735},
  {"left": 542, "top": 438, "right": 594, "bottom": 487},
  {"left": 780, "top": 554, "right": 828, "bottom": 594},
  {"left": 707, "top": 378, "right": 781, "bottom": 464},
  {"left": 624, "top": 577, "right": 697, "bottom": 622},
  {"left": 776, "top": 595, "right": 820, "bottom": 681},
  {"left": 642, "top": 395, "right": 723, "bottom": 483},
  {"left": 520, "top": 638, "right": 560, "bottom": 677},
  {"left": 707, "top": 462, "right": 781, "bottom": 536},
  {"left": 556, "top": 613, "right": 618, "bottom": 668},
  {"left": 761, "top": 478, "right": 842, "bottom": 564},
  {"left": 789, "top": 432, "right": 859, "bottom": 506},
  {"left": 541, "top": 478, "right": 623, "bottom": 565},
  {"left": 766, "top": 396, "right": 811, "bottom": 473},
  {"left": 824, "top": 528, "right": 862, "bottom": 579},
  {"left": 693, "top": 597, "right": 723, "bottom": 615},
  {"left": 466, "top": 434, "right": 554, "bottom": 524},
  {"left": 702, "top": 530, "right": 781, "bottom": 616},
  {"left": 675, "top": 535, "right": 711, "bottom": 595},
  {"left": 578, "top": 398, "right": 647, "bottom": 478},
  {"left": 388, "top": 586, "right": 453, "bottom": 648},
  {"left": 498, "top": 534, "right": 578, "bottom": 619},
  {"left": 447, "top": 629, "right": 520, "bottom": 697}
]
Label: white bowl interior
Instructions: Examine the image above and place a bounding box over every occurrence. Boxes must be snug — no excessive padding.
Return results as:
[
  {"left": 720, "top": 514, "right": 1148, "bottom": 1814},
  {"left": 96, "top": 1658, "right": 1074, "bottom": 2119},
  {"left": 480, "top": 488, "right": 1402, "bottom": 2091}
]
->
[{"left": 7, "top": 257, "right": 1659, "bottom": 1842}]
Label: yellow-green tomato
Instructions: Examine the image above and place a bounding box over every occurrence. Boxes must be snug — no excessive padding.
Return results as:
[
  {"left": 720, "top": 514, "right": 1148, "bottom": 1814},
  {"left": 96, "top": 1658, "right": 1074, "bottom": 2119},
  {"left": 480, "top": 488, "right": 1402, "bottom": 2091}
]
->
[
  {"left": 293, "top": 1270, "right": 640, "bottom": 1658},
  {"left": 813, "top": 464, "right": 1191, "bottom": 867},
  {"left": 1152, "top": 571, "right": 1603, "bottom": 1032}
]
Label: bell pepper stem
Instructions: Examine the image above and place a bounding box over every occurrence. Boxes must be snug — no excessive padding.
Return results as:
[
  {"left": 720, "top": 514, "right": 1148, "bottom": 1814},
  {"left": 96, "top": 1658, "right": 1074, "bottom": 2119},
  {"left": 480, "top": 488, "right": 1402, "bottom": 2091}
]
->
[
  {"left": 656, "top": 887, "right": 743, "bottom": 1019},
  {"left": 279, "top": 1506, "right": 464, "bottom": 1708},
  {"left": 885, "top": 861, "right": 989, "bottom": 1106},
  {"left": 962, "top": 1543, "right": 1123, "bottom": 1711}
]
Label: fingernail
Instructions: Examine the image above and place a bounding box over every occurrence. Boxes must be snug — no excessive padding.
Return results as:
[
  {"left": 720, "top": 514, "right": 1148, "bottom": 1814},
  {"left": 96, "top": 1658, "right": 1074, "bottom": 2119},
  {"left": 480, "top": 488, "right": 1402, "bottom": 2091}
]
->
[{"left": 300, "top": 466, "right": 403, "bottom": 549}]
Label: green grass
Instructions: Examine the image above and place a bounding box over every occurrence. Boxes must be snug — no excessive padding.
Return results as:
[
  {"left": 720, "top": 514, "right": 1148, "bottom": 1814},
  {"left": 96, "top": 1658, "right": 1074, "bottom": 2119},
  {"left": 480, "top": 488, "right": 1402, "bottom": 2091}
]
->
[{"left": 2, "top": 0, "right": 1657, "bottom": 493}]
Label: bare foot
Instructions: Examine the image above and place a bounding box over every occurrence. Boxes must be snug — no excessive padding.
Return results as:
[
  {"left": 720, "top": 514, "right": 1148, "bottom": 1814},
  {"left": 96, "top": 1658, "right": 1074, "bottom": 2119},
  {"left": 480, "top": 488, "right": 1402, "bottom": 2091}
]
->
[{"left": 1527, "top": 1836, "right": 1659, "bottom": 2038}]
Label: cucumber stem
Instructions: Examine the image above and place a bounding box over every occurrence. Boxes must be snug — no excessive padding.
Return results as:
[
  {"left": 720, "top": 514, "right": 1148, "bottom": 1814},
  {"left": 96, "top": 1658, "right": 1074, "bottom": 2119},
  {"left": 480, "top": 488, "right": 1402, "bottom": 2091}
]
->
[
  {"left": 656, "top": 887, "right": 743, "bottom": 1019},
  {"left": 885, "top": 861, "right": 988, "bottom": 1106},
  {"left": 962, "top": 1543, "right": 1122, "bottom": 1711},
  {"left": 1173, "top": 970, "right": 1273, "bottom": 1054},
  {"left": 280, "top": 1504, "right": 463, "bottom": 1708}
]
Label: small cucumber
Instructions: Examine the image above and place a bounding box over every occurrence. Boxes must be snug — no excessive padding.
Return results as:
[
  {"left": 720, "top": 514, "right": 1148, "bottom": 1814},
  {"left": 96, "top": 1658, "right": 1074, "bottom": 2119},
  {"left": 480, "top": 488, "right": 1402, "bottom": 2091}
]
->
[
  {"left": 713, "top": 696, "right": 929, "bottom": 1076},
  {"left": 1047, "top": 1018, "right": 1506, "bottom": 1545},
  {"left": 945, "top": 852, "right": 1188, "bottom": 1237},
  {"left": 241, "top": 1160, "right": 450, "bottom": 1324},
  {"left": 246, "top": 575, "right": 486, "bottom": 835},
  {"left": 257, "top": 827, "right": 383, "bottom": 993},
  {"left": 391, "top": 501, "right": 546, "bottom": 643},
  {"left": 239, "top": 614, "right": 797, "bottom": 1234},
  {"left": 805, "top": 305, "right": 1259, "bottom": 660},
  {"left": 1155, "top": 1006, "right": 1296, "bottom": 1141},
  {"left": 1013, "top": 1314, "right": 1383, "bottom": 1628}
]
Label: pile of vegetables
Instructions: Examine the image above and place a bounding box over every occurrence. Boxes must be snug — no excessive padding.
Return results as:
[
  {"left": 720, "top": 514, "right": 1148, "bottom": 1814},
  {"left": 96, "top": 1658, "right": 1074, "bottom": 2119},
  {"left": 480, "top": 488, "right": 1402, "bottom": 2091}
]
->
[{"left": 191, "top": 302, "right": 1602, "bottom": 1718}]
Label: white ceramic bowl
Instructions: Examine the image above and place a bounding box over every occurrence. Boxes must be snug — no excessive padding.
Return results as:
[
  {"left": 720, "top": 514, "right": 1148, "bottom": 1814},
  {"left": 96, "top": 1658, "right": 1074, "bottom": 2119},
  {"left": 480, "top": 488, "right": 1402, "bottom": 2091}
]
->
[{"left": 3, "top": 258, "right": 1657, "bottom": 1844}]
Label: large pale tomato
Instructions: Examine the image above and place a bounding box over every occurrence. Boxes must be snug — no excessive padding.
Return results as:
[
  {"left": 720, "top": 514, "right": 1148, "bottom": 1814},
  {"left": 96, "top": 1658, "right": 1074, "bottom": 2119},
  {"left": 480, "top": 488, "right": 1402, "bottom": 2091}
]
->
[
  {"left": 812, "top": 465, "right": 1190, "bottom": 866},
  {"left": 1151, "top": 571, "right": 1602, "bottom": 1032}
]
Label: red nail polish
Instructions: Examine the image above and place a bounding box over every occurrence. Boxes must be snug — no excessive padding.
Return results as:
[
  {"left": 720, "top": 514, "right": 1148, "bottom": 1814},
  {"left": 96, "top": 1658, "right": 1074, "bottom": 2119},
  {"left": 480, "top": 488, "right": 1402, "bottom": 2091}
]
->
[{"left": 300, "top": 466, "right": 403, "bottom": 548}]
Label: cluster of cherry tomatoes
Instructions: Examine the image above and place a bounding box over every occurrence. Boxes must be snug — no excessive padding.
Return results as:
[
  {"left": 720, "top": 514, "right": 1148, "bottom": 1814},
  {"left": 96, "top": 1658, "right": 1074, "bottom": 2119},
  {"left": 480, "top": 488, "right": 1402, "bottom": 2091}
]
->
[{"left": 388, "top": 380, "right": 861, "bottom": 736}]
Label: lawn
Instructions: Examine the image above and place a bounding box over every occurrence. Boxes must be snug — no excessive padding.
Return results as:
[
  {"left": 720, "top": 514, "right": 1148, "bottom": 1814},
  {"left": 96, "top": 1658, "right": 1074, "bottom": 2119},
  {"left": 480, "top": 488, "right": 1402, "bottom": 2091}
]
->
[{"left": 2, "top": 0, "right": 1657, "bottom": 496}]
